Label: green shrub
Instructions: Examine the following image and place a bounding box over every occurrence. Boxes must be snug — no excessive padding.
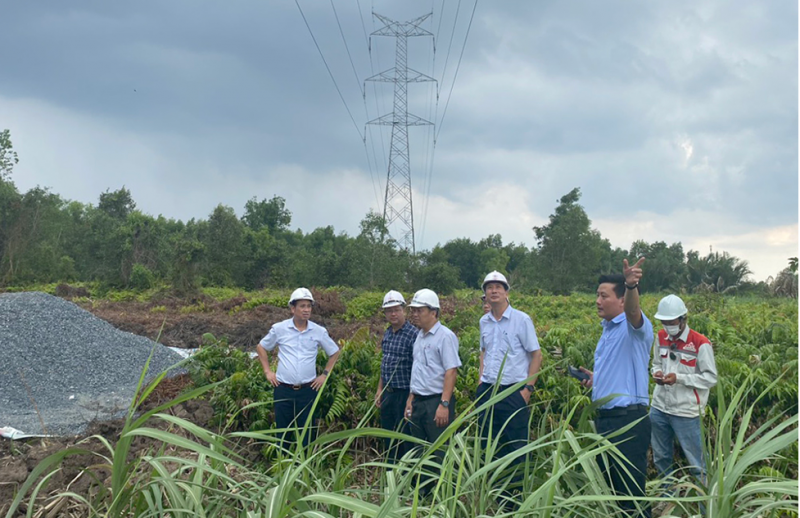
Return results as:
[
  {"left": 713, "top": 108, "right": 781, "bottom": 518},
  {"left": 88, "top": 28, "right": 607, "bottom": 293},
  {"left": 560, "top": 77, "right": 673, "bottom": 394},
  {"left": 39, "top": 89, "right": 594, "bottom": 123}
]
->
[{"left": 129, "top": 263, "right": 155, "bottom": 290}]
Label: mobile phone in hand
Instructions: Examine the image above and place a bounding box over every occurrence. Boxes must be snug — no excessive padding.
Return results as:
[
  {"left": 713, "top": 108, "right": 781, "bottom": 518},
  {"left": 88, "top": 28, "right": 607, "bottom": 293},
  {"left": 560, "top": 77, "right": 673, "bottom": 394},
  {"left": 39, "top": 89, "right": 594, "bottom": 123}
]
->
[{"left": 568, "top": 365, "right": 590, "bottom": 381}]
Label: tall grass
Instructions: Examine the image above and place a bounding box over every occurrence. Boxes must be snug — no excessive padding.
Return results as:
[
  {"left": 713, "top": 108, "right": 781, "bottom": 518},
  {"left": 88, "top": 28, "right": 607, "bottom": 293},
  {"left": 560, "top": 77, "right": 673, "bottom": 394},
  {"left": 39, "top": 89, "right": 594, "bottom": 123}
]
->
[{"left": 6, "top": 372, "right": 797, "bottom": 518}]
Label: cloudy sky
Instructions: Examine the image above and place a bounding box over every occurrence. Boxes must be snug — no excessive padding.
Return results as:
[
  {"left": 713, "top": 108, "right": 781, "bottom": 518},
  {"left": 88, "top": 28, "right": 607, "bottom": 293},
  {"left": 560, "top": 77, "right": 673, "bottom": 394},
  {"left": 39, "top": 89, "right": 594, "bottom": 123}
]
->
[{"left": 1, "top": 1, "right": 797, "bottom": 280}]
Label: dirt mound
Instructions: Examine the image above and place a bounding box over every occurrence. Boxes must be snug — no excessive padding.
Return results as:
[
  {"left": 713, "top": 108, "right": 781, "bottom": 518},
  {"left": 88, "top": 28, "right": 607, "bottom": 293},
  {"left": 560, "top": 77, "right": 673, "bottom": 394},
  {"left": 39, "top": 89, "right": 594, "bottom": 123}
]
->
[{"left": 82, "top": 299, "right": 386, "bottom": 350}]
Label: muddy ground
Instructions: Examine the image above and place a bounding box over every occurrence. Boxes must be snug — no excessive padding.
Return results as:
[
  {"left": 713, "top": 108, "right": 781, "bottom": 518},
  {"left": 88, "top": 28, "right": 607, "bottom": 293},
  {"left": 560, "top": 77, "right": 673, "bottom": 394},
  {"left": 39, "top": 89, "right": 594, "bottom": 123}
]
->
[{"left": 82, "top": 295, "right": 389, "bottom": 350}]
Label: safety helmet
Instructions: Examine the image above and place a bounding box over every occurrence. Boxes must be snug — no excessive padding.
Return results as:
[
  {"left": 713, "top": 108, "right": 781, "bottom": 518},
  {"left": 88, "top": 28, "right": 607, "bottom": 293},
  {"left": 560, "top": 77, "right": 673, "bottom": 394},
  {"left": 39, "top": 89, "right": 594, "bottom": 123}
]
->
[
  {"left": 288, "top": 287, "right": 315, "bottom": 306},
  {"left": 482, "top": 270, "right": 510, "bottom": 291},
  {"left": 408, "top": 288, "right": 440, "bottom": 309},
  {"left": 382, "top": 290, "right": 406, "bottom": 308},
  {"left": 654, "top": 294, "right": 688, "bottom": 320}
]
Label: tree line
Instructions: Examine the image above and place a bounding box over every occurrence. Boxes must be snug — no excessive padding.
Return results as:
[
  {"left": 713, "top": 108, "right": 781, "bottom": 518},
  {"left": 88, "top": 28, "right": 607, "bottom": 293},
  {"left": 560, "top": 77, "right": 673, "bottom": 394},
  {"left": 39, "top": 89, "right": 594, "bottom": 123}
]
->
[{"left": 0, "top": 129, "right": 795, "bottom": 296}]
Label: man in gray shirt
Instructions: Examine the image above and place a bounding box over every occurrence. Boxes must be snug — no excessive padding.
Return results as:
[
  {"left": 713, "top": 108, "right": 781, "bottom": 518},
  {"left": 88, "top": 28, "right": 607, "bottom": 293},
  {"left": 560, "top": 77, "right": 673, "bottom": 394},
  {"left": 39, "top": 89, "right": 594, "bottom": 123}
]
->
[{"left": 404, "top": 288, "right": 461, "bottom": 493}]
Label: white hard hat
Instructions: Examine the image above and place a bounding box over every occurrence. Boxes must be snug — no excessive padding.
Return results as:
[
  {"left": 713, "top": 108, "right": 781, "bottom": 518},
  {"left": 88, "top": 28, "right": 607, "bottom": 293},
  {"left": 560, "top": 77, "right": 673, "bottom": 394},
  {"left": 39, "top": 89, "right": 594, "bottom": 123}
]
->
[
  {"left": 382, "top": 290, "right": 406, "bottom": 308},
  {"left": 482, "top": 270, "right": 510, "bottom": 291},
  {"left": 654, "top": 294, "right": 688, "bottom": 320},
  {"left": 289, "top": 287, "right": 315, "bottom": 306},
  {"left": 408, "top": 288, "right": 440, "bottom": 309}
]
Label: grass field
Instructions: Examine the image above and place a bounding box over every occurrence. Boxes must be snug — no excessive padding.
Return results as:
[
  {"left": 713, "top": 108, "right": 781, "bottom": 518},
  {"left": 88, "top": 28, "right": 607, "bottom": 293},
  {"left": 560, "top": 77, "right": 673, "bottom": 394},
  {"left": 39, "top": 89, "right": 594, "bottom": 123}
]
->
[{"left": 3, "top": 289, "right": 798, "bottom": 517}]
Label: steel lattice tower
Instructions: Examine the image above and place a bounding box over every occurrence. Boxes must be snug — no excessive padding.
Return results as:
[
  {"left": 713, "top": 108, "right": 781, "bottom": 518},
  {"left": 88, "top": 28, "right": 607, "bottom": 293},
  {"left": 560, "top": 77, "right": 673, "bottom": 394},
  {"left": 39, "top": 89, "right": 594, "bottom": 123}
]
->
[{"left": 366, "top": 13, "right": 435, "bottom": 254}]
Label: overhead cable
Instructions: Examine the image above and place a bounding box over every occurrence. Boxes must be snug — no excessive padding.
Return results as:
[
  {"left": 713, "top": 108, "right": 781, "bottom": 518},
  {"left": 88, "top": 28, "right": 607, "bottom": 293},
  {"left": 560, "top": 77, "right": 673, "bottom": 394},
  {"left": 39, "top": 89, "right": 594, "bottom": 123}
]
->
[
  {"left": 436, "top": 0, "right": 478, "bottom": 141},
  {"left": 294, "top": 0, "right": 364, "bottom": 141}
]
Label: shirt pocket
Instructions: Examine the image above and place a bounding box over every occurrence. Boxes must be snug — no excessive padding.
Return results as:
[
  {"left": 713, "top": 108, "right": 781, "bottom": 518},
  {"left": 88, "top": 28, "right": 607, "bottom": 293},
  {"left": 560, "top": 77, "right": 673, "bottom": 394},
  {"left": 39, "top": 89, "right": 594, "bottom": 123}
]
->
[
  {"left": 678, "top": 352, "right": 697, "bottom": 370},
  {"left": 423, "top": 344, "right": 436, "bottom": 367}
]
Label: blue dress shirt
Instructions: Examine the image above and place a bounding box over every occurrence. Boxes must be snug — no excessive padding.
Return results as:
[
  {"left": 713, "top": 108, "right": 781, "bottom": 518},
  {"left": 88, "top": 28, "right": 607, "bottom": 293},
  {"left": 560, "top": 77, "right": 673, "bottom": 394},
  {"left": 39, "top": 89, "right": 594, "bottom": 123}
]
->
[{"left": 592, "top": 311, "right": 653, "bottom": 409}]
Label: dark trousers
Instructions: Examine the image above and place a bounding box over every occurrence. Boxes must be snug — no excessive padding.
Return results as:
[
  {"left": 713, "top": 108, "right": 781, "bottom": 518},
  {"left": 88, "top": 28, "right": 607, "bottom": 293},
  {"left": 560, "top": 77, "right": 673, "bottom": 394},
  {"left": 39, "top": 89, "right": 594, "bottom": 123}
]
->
[
  {"left": 380, "top": 388, "right": 411, "bottom": 463},
  {"left": 476, "top": 383, "right": 530, "bottom": 494},
  {"left": 596, "top": 405, "right": 651, "bottom": 518},
  {"left": 274, "top": 384, "right": 317, "bottom": 450},
  {"left": 408, "top": 394, "right": 455, "bottom": 494}
]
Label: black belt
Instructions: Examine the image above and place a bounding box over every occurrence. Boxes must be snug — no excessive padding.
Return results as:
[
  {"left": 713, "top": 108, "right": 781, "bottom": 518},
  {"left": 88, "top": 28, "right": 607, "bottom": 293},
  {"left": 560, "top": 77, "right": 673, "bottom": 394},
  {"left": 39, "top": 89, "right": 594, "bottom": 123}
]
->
[
  {"left": 598, "top": 404, "right": 648, "bottom": 418},
  {"left": 279, "top": 382, "right": 313, "bottom": 390},
  {"left": 412, "top": 393, "right": 442, "bottom": 401},
  {"left": 385, "top": 385, "right": 409, "bottom": 393}
]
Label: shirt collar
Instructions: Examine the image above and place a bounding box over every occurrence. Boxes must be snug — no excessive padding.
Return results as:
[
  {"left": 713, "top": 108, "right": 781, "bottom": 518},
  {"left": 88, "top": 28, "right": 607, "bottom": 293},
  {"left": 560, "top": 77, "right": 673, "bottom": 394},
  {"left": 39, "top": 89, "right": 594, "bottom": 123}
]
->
[
  {"left": 489, "top": 304, "right": 513, "bottom": 323},
  {"left": 602, "top": 312, "right": 627, "bottom": 327},
  {"left": 288, "top": 319, "right": 315, "bottom": 332},
  {"left": 423, "top": 321, "right": 442, "bottom": 336},
  {"left": 387, "top": 320, "right": 414, "bottom": 334}
]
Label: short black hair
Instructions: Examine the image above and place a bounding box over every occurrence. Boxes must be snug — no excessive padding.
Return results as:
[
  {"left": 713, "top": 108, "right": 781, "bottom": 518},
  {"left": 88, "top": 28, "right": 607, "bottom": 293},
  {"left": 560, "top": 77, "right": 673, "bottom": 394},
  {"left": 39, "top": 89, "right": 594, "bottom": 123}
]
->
[{"left": 598, "top": 273, "right": 626, "bottom": 299}]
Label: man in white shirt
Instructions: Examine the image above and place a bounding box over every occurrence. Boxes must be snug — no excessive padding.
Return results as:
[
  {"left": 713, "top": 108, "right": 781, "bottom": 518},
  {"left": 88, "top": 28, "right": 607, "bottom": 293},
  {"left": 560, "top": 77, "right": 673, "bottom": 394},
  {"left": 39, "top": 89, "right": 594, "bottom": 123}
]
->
[
  {"left": 477, "top": 271, "right": 542, "bottom": 499},
  {"left": 256, "top": 287, "right": 340, "bottom": 449}
]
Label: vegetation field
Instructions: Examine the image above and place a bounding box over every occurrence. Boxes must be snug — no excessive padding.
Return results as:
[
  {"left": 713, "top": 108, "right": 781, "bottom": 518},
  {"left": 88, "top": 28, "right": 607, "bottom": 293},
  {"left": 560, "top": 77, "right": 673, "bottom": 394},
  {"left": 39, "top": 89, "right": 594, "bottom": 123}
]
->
[{"left": 2, "top": 289, "right": 798, "bottom": 517}]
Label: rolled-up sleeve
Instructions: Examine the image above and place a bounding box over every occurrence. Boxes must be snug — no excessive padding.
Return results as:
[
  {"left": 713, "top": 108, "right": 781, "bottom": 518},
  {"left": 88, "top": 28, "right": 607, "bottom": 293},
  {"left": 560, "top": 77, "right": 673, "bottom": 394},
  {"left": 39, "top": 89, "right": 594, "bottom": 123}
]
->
[{"left": 627, "top": 312, "right": 654, "bottom": 351}]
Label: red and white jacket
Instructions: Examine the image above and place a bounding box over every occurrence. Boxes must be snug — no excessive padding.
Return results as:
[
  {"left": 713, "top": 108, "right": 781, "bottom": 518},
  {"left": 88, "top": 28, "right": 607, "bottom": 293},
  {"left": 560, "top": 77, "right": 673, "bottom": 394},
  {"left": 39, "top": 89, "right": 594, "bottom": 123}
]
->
[{"left": 651, "top": 326, "right": 718, "bottom": 418}]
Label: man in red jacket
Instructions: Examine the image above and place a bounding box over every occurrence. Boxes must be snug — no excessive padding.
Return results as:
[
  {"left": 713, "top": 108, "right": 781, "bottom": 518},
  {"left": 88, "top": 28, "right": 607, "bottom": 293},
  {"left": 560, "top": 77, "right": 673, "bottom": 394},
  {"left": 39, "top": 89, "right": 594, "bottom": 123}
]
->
[{"left": 651, "top": 294, "right": 717, "bottom": 493}]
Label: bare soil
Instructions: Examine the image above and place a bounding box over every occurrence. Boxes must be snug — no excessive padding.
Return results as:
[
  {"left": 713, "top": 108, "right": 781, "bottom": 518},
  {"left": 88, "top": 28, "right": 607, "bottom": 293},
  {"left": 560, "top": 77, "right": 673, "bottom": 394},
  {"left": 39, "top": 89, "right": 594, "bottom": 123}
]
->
[{"left": 82, "top": 297, "right": 388, "bottom": 350}]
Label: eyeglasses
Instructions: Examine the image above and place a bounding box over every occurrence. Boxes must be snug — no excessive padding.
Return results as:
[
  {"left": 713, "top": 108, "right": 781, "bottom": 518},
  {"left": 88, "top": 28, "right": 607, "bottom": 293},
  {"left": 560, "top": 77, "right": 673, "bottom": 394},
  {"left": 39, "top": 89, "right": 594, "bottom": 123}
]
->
[{"left": 669, "top": 342, "right": 678, "bottom": 361}]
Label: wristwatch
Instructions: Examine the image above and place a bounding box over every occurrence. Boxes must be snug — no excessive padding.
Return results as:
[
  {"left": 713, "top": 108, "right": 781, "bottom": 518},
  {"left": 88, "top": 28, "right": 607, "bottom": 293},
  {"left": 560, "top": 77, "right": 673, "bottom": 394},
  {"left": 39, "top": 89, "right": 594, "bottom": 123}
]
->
[
  {"left": 439, "top": 399, "right": 450, "bottom": 408},
  {"left": 524, "top": 384, "right": 535, "bottom": 392},
  {"left": 625, "top": 282, "right": 639, "bottom": 290},
  {"left": 322, "top": 369, "right": 330, "bottom": 376}
]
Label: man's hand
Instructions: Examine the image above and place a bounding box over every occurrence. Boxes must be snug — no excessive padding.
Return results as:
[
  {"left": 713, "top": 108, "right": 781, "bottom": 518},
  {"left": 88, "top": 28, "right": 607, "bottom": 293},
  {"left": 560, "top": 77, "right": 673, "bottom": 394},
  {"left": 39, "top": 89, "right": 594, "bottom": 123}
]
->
[
  {"left": 653, "top": 371, "right": 664, "bottom": 385},
  {"left": 434, "top": 404, "right": 450, "bottom": 427},
  {"left": 520, "top": 389, "right": 531, "bottom": 404},
  {"left": 374, "top": 391, "right": 382, "bottom": 408},
  {"left": 662, "top": 373, "right": 677, "bottom": 386},
  {"left": 579, "top": 367, "right": 593, "bottom": 389},
  {"left": 623, "top": 257, "right": 645, "bottom": 286},
  {"left": 404, "top": 401, "right": 413, "bottom": 421},
  {"left": 264, "top": 370, "right": 279, "bottom": 387},
  {"left": 311, "top": 373, "right": 327, "bottom": 391}
]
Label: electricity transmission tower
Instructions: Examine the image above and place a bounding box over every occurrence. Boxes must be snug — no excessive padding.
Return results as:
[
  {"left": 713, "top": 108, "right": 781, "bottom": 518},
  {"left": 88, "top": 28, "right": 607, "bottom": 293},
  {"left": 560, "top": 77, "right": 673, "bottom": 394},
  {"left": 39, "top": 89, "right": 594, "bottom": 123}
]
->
[{"left": 366, "top": 13, "right": 435, "bottom": 254}]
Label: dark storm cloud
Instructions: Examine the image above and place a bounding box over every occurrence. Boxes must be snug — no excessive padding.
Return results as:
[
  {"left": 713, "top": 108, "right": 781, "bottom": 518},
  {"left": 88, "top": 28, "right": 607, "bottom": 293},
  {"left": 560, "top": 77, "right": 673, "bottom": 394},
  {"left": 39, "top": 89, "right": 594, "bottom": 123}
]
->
[{"left": 0, "top": 0, "right": 796, "bottom": 278}]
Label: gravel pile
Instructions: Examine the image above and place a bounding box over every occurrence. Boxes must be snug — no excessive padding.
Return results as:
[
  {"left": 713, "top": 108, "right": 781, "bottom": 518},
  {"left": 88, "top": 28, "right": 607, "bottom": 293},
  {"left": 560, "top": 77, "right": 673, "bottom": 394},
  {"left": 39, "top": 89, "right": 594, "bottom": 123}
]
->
[{"left": 0, "top": 292, "right": 185, "bottom": 436}]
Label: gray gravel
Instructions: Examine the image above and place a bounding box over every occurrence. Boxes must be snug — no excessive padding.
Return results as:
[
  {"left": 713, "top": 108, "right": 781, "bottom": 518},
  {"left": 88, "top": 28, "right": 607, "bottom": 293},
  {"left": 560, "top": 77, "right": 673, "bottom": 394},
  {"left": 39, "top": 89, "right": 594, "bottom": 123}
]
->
[{"left": 0, "top": 292, "right": 185, "bottom": 436}]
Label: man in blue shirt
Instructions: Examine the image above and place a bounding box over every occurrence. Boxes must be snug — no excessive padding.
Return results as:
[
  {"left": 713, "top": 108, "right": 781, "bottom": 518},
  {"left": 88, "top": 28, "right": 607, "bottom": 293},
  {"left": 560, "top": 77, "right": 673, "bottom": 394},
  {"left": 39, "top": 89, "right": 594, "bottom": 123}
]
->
[
  {"left": 580, "top": 259, "right": 653, "bottom": 518},
  {"left": 374, "top": 290, "right": 417, "bottom": 462},
  {"left": 256, "top": 288, "right": 340, "bottom": 450},
  {"left": 476, "top": 271, "right": 542, "bottom": 497}
]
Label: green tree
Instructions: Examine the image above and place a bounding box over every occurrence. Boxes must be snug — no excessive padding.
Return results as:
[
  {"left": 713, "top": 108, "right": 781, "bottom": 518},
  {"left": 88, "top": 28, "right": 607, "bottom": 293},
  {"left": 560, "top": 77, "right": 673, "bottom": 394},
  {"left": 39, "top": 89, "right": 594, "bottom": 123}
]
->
[
  {"left": 98, "top": 187, "right": 136, "bottom": 220},
  {"left": 0, "top": 129, "right": 19, "bottom": 181},
  {"left": 241, "top": 195, "right": 292, "bottom": 233},
  {"left": 201, "top": 205, "right": 248, "bottom": 286},
  {"left": 533, "top": 188, "right": 605, "bottom": 294},
  {"left": 412, "top": 247, "right": 461, "bottom": 295},
  {"left": 686, "top": 250, "right": 752, "bottom": 293},
  {"left": 629, "top": 240, "right": 686, "bottom": 292}
]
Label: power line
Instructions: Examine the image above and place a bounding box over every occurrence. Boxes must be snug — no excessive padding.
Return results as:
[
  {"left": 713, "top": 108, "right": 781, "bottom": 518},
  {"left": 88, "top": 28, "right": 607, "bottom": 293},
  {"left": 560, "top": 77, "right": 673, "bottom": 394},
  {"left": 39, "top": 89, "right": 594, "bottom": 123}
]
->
[
  {"left": 439, "top": 0, "right": 462, "bottom": 94},
  {"left": 294, "top": 0, "right": 364, "bottom": 141},
  {"left": 436, "top": 0, "right": 478, "bottom": 141},
  {"left": 330, "top": 0, "right": 364, "bottom": 97}
]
